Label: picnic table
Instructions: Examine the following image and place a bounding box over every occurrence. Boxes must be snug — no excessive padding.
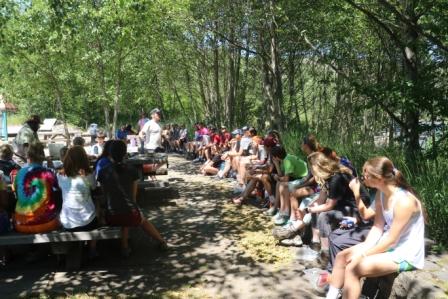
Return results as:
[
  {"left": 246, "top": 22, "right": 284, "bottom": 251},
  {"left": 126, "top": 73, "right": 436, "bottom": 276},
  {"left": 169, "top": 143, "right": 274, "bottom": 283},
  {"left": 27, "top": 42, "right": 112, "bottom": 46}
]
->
[
  {"left": 125, "top": 153, "right": 168, "bottom": 182},
  {"left": 0, "top": 227, "right": 122, "bottom": 270}
]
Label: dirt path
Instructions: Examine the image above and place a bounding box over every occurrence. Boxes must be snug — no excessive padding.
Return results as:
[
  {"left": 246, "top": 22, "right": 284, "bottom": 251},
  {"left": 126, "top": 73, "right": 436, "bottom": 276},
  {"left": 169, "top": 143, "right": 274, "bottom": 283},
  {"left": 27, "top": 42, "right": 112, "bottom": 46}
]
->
[{"left": 0, "top": 155, "right": 321, "bottom": 298}]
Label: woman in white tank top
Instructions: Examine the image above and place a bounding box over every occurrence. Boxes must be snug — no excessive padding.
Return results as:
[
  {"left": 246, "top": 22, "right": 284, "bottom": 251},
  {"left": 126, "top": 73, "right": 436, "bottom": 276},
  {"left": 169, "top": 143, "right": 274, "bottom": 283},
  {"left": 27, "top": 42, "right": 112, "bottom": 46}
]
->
[{"left": 325, "top": 156, "right": 425, "bottom": 299}]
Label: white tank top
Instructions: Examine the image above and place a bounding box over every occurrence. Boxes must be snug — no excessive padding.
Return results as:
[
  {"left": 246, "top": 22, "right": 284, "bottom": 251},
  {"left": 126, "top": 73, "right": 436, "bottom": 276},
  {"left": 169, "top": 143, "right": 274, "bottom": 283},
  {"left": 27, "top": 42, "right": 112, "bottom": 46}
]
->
[{"left": 380, "top": 189, "right": 425, "bottom": 269}]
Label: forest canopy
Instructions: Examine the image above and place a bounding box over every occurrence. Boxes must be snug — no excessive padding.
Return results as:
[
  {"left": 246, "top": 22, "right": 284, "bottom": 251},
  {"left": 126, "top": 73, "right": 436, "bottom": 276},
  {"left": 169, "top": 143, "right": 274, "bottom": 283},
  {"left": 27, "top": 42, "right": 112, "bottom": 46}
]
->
[{"left": 1, "top": 0, "right": 448, "bottom": 243}]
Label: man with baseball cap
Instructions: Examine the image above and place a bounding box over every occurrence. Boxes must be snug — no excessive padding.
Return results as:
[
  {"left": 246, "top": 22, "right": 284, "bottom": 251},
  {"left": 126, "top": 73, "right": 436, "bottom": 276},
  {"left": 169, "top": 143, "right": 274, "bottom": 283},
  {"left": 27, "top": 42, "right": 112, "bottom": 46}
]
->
[
  {"left": 13, "top": 115, "right": 42, "bottom": 160},
  {"left": 139, "top": 108, "right": 163, "bottom": 153}
]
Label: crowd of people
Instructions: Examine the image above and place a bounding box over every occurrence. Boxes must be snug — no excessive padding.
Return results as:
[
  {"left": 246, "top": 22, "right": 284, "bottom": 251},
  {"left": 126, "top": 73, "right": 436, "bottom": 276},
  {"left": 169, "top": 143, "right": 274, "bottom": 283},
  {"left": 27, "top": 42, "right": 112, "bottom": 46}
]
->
[
  {"left": 0, "top": 113, "right": 169, "bottom": 263},
  {"left": 182, "top": 124, "right": 425, "bottom": 299},
  {"left": 0, "top": 113, "right": 425, "bottom": 298}
]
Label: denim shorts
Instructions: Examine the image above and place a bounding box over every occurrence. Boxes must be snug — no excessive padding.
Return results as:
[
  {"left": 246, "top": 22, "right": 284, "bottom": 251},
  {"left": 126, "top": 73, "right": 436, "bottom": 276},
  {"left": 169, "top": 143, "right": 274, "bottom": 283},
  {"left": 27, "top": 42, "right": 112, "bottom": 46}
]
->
[{"left": 288, "top": 178, "right": 306, "bottom": 192}]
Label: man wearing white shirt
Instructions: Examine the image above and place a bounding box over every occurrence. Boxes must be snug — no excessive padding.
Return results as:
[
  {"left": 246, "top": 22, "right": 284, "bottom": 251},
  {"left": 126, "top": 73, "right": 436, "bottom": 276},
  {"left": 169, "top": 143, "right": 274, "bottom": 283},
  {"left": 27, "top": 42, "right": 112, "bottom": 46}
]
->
[{"left": 139, "top": 108, "right": 163, "bottom": 152}]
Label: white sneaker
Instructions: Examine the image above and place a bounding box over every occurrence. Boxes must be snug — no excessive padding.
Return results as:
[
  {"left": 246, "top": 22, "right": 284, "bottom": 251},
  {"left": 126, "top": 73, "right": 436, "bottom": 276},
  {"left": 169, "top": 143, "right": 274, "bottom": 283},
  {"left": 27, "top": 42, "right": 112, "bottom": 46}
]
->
[{"left": 280, "top": 235, "right": 303, "bottom": 247}]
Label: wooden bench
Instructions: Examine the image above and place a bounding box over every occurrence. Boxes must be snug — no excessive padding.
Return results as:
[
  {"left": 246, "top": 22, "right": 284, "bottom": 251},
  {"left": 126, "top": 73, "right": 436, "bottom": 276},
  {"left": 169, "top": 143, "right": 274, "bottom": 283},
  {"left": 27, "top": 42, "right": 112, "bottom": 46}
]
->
[{"left": 0, "top": 227, "right": 121, "bottom": 270}]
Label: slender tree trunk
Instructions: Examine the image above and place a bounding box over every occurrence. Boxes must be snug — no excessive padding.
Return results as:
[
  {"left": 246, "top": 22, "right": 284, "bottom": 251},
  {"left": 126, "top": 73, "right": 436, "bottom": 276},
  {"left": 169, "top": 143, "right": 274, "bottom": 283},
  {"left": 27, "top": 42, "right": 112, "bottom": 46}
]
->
[
  {"left": 184, "top": 67, "right": 198, "bottom": 123},
  {"left": 112, "top": 50, "right": 123, "bottom": 138},
  {"left": 53, "top": 83, "right": 70, "bottom": 146},
  {"left": 401, "top": 0, "right": 421, "bottom": 159}
]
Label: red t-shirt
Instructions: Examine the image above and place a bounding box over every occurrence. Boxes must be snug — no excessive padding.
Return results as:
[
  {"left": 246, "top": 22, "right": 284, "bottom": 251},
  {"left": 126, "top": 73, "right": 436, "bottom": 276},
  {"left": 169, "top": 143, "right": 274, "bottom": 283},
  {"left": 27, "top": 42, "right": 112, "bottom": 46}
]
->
[{"left": 212, "top": 134, "right": 221, "bottom": 145}]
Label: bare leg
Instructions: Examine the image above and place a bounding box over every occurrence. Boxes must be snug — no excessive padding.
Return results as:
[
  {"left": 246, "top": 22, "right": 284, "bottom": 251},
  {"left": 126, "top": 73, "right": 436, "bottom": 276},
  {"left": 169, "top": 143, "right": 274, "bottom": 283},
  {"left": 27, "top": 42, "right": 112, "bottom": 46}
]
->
[
  {"left": 260, "top": 174, "right": 272, "bottom": 196},
  {"left": 278, "top": 182, "right": 290, "bottom": 213},
  {"left": 141, "top": 219, "right": 165, "bottom": 244},
  {"left": 203, "top": 165, "right": 219, "bottom": 175},
  {"left": 343, "top": 253, "right": 397, "bottom": 299}
]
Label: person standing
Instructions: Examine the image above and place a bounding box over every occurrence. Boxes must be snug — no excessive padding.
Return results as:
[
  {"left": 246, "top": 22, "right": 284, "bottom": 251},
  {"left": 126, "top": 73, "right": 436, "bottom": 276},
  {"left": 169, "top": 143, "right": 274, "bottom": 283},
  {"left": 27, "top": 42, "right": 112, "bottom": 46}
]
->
[
  {"left": 88, "top": 123, "right": 98, "bottom": 145},
  {"left": 90, "top": 131, "right": 106, "bottom": 157},
  {"left": 139, "top": 108, "right": 163, "bottom": 153},
  {"left": 12, "top": 115, "right": 42, "bottom": 161}
]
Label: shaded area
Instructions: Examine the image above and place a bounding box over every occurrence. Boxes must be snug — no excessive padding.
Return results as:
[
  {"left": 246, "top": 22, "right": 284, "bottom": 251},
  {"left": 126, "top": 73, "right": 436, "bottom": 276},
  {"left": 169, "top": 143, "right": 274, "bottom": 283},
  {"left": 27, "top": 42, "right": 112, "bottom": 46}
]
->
[{"left": 0, "top": 156, "right": 318, "bottom": 298}]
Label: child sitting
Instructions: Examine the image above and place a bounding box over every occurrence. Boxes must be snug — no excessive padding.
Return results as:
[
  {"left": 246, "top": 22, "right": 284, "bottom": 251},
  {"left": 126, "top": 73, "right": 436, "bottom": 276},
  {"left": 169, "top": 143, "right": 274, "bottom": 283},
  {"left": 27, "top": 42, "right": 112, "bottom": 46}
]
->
[{"left": 97, "top": 140, "right": 168, "bottom": 257}]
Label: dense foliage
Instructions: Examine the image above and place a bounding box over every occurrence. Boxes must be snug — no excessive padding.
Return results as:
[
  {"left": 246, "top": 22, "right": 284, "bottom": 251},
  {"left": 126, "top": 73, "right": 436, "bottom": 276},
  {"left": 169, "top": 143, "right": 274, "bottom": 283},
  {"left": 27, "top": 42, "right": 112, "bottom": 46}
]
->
[{"left": 1, "top": 0, "right": 447, "bottom": 243}]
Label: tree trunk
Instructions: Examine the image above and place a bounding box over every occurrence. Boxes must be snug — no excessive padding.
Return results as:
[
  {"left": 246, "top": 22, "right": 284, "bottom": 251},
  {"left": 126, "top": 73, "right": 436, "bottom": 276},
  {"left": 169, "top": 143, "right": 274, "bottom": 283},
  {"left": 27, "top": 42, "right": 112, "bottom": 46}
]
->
[
  {"left": 112, "top": 50, "right": 123, "bottom": 139},
  {"left": 184, "top": 67, "right": 198, "bottom": 124},
  {"left": 401, "top": 0, "right": 421, "bottom": 159},
  {"left": 53, "top": 83, "right": 70, "bottom": 146}
]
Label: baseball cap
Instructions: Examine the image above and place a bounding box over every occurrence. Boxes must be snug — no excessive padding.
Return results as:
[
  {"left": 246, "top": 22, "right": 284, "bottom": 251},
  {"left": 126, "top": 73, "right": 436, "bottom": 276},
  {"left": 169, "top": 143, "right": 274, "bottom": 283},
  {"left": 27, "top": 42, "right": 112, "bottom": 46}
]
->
[
  {"left": 241, "top": 126, "right": 249, "bottom": 131},
  {"left": 231, "top": 129, "right": 242, "bottom": 136},
  {"left": 150, "top": 108, "right": 161, "bottom": 115}
]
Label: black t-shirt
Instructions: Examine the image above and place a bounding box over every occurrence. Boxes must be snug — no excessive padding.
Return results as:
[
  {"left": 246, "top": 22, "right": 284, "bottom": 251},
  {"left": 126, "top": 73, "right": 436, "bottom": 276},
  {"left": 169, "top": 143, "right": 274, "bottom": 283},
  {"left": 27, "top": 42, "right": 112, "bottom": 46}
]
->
[
  {"left": 0, "top": 159, "right": 21, "bottom": 177},
  {"left": 98, "top": 163, "right": 139, "bottom": 214},
  {"left": 326, "top": 172, "right": 370, "bottom": 213},
  {"left": 212, "top": 154, "right": 223, "bottom": 168}
]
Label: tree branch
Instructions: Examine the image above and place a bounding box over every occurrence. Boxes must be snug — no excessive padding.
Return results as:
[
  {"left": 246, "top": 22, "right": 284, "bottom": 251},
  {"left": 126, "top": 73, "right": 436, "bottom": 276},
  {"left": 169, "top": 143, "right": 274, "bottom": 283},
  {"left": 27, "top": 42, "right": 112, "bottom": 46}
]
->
[
  {"left": 301, "top": 31, "right": 408, "bottom": 130},
  {"left": 378, "top": 0, "right": 448, "bottom": 53}
]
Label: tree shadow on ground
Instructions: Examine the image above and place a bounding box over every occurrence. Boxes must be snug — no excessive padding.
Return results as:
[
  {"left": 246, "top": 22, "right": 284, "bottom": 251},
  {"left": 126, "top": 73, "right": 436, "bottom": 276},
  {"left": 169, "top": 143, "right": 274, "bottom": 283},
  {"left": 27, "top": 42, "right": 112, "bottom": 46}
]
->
[{"left": 0, "top": 156, "right": 317, "bottom": 299}]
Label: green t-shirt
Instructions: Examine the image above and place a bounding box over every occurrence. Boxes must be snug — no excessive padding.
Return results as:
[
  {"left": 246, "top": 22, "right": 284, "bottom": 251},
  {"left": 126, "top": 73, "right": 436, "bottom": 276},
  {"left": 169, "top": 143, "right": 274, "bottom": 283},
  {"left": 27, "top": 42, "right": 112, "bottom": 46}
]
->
[{"left": 281, "top": 154, "right": 308, "bottom": 179}]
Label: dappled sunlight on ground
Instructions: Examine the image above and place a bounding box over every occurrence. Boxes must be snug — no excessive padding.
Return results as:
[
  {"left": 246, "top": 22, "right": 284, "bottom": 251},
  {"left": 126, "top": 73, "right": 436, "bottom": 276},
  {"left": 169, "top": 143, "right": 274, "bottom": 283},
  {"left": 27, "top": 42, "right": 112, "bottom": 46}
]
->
[{"left": 0, "top": 155, "right": 318, "bottom": 299}]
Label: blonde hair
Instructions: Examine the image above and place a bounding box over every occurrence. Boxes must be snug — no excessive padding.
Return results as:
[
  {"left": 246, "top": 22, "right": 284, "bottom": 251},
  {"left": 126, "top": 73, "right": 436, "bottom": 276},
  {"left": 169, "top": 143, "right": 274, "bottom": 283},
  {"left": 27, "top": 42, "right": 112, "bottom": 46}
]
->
[{"left": 307, "top": 152, "right": 352, "bottom": 186}]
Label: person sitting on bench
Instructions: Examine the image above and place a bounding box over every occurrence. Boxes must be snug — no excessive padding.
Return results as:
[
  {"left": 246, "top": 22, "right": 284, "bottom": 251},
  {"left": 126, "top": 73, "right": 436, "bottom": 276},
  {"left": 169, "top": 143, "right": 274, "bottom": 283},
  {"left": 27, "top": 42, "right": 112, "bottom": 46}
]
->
[
  {"left": 13, "top": 143, "right": 60, "bottom": 233},
  {"left": 326, "top": 157, "right": 425, "bottom": 299},
  {"left": 0, "top": 144, "right": 21, "bottom": 184},
  {"left": 97, "top": 140, "right": 168, "bottom": 257},
  {"left": 57, "top": 146, "right": 98, "bottom": 256}
]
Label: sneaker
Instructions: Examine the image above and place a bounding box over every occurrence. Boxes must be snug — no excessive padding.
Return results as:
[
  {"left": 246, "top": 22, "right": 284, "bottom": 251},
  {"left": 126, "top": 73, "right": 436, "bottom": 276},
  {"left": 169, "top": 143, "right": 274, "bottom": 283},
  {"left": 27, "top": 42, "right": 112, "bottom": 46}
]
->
[
  {"left": 296, "top": 245, "right": 319, "bottom": 261},
  {"left": 272, "top": 212, "right": 283, "bottom": 222},
  {"left": 273, "top": 222, "right": 298, "bottom": 240},
  {"left": 264, "top": 206, "right": 277, "bottom": 216},
  {"left": 280, "top": 235, "right": 303, "bottom": 247},
  {"left": 274, "top": 213, "right": 289, "bottom": 226}
]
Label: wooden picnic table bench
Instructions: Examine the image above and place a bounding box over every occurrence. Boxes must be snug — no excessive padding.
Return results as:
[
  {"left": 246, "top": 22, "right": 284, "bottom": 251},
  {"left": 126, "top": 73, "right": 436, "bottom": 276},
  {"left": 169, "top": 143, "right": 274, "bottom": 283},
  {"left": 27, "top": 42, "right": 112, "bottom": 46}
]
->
[
  {"left": 0, "top": 227, "right": 121, "bottom": 270},
  {"left": 126, "top": 153, "right": 169, "bottom": 182}
]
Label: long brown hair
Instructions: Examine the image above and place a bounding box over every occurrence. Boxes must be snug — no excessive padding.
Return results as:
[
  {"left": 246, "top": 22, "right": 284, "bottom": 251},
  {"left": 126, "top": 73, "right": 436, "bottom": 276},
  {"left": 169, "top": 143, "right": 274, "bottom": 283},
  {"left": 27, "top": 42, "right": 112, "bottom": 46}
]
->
[
  {"left": 302, "top": 134, "right": 322, "bottom": 153},
  {"left": 363, "top": 156, "right": 417, "bottom": 196},
  {"left": 63, "top": 146, "right": 91, "bottom": 177},
  {"left": 307, "top": 152, "right": 352, "bottom": 186}
]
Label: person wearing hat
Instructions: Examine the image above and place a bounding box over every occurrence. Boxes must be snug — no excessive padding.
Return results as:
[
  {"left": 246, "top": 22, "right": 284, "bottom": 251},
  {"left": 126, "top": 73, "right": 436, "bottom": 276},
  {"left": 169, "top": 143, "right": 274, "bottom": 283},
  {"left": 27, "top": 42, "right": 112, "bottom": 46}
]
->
[
  {"left": 90, "top": 130, "right": 106, "bottom": 157},
  {"left": 12, "top": 115, "right": 42, "bottom": 161},
  {"left": 139, "top": 108, "right": 163, "bottom": 153}
]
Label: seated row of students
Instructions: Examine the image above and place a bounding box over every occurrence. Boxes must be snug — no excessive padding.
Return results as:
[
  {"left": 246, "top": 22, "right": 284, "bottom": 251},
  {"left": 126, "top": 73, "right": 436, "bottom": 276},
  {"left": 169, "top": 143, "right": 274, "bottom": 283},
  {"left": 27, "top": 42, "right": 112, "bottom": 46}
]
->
[
  {"left": 0, "top": 141, "right": 168, "bottom": 258},
  {"left": 160, "top": 124, "right": 188, "bottom": 153},
  {"left": 189, "top": 129, "right": 425, "bottom": 299}
]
